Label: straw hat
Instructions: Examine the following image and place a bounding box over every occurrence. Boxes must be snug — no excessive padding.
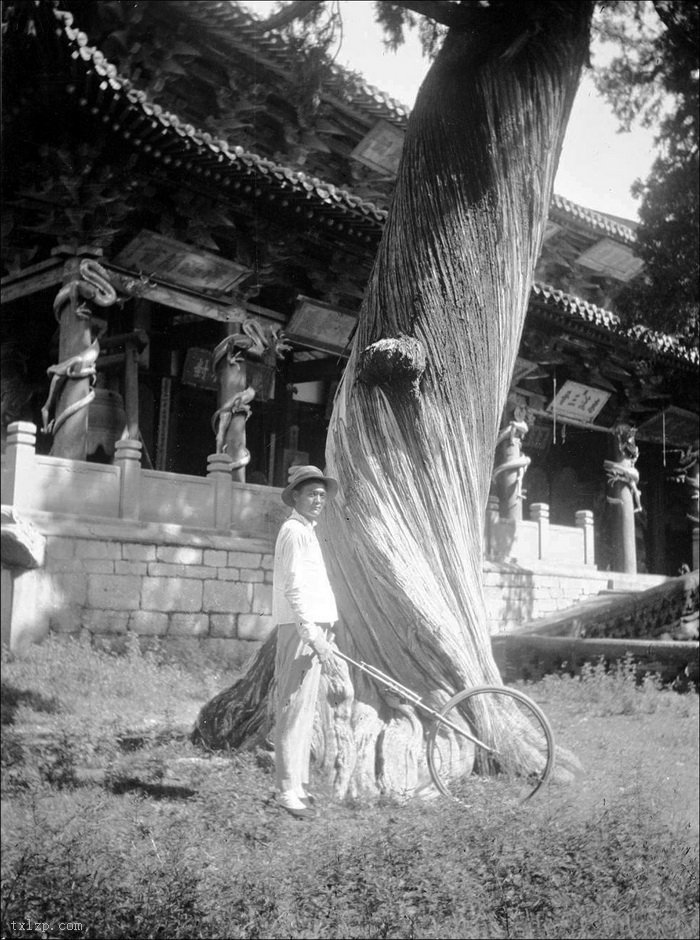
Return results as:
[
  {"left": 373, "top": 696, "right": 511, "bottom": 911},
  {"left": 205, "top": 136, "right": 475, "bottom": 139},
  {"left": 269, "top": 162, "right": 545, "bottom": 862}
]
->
[{"left": 281, "top": 465, "right": 338, "bottom": 506}]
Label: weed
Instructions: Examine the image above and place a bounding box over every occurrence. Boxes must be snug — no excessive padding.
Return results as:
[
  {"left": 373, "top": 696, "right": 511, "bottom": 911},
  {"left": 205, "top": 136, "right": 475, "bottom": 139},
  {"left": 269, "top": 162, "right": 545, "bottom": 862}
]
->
[
  {"left": 1, "top": 636, "right": 698, "bottom": 939},
  {"left": 534, "top": 652, "right": 695, "bottom": 717}
]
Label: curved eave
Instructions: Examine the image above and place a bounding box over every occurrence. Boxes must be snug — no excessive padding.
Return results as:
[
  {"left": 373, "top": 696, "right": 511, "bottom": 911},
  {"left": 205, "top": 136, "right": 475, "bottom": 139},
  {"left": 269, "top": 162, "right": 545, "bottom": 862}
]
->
[
  {"left": 173, "top": 3, "right": 639, "bottom": 246},
  {"left": 549, "top": 194, "right": 637, "bottom": 247},
  {"left": 51, "top": 9, "right": 386, "bottom": 246},
  {"left": 49, "top": 4, "right": 637, "bottom": 249},
  {"left": 170, "top": 0, "right": 411, "bottom": 128},
  {"left": 14, "top": 6, "right": 691, "bottom": 370},
  {"left": 530, "top": 283, "right": 699, "bottom": 371}
]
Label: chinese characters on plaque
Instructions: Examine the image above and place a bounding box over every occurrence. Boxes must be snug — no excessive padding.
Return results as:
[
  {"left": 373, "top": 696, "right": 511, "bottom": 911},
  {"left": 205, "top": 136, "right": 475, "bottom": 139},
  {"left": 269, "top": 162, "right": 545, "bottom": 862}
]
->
[
  {"left": 546, "top": 381, "right": 611, "bottom": 423},
  {"left": 181, "top": 348, "right": 218, "bottom": 390},
  {"left": 181, "top": 347, "right": 275, "bottom": 400}
]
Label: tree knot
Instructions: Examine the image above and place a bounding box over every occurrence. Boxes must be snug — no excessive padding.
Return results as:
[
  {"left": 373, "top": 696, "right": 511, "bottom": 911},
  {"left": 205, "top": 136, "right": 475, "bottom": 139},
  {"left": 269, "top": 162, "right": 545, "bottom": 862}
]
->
[{"left": 358, "top": 335, "right": 427, "bottom": 400}]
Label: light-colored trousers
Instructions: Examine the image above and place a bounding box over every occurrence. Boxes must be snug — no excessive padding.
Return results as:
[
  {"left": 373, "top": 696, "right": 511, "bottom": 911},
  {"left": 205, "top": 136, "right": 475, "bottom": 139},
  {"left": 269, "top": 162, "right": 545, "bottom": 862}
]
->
[{"left": 274, "top": 621, "right": 331, "bottom": 793}]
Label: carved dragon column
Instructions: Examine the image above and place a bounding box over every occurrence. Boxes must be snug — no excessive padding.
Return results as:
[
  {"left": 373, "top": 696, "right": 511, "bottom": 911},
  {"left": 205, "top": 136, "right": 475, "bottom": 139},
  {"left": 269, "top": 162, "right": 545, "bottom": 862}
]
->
[
  {"left": 42, "top": 253, "right": 117, "bottom": 460},
  {"left": 605, "top": 423, "right": 642, "bottom": 574},
  {"left": 211, "top": 319, "right": 290, "bottom": 483},
  {"left": 212, "top": 329, "right": 255, "bottom": 484},
  {"left": 493, "top": 403, "right": 532, "bottom": 524}
]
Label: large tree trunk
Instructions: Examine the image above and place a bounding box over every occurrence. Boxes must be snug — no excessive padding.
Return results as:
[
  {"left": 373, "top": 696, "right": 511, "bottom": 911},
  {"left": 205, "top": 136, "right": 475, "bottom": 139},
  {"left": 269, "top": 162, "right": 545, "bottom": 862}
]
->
[{"left": 195, "top": 2, "right": 593, "bottom": 798}]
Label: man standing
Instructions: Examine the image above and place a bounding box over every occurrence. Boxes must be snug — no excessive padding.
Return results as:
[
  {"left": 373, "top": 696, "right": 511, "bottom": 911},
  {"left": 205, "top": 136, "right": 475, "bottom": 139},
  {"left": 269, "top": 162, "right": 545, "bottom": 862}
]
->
[{"left": 272, "top": 465, "right": 350, "bottom": 819}]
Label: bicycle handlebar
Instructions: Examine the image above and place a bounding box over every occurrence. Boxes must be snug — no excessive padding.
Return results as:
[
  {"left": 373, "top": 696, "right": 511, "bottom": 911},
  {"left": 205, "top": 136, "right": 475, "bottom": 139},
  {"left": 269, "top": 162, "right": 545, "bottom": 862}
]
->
[{"left": 332, "top": 648, "right": 494, "bottom": 753}]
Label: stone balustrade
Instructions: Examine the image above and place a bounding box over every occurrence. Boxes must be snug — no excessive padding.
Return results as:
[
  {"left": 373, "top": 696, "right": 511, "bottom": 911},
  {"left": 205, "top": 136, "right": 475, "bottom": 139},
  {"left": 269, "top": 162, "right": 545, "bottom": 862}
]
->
[
  {"left": 1, "top": 422, "right": 285, "bottom": 538},
  {"left": 3, "top": 421, "right": 666, "bottom": 657},
  {"left": 485, "top": 495, "right": 595, "bottom": 568}
]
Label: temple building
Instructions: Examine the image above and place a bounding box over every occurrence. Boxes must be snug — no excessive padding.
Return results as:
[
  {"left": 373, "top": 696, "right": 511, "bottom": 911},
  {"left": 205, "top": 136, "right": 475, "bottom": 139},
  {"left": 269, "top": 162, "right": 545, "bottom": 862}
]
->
[{"left": 1, "top": 1, "right": 698, "bottom": 653}]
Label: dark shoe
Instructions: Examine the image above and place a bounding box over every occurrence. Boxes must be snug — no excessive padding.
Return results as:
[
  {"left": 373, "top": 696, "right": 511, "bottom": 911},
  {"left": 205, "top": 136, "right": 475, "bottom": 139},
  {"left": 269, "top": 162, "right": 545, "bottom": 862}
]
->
[
  {"left": 278, "top": 802, "right": 316, "bottom": 819},
  {"left": 276, "top": 794, "right": 317, "bottom": 819},
  {"left": 301, "top": 792, "right": 316, "bottom": 806}
]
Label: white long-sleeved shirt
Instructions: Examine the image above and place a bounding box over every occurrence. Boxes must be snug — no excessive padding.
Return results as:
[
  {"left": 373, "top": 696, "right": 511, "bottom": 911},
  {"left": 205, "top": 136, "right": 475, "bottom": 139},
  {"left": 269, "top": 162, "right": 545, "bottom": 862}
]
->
[{"left": 272, "top": 509, "right": 339, "bottom": 645}]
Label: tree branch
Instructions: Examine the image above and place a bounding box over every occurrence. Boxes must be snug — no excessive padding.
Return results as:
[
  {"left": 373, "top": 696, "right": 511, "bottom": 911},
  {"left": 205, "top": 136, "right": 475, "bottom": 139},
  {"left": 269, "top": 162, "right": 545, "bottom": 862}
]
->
[
  {"left": 389, "top": 1, "right": 476, "bottom": 30},
  {"left": 257, "top": 0, "right": 321, "bottom": 32},
  {"left": 652, "top": 1, "right": 700, "bottom": 56},
  {"left": 256, "top": 0, "right": 479, "bottom": 35}
]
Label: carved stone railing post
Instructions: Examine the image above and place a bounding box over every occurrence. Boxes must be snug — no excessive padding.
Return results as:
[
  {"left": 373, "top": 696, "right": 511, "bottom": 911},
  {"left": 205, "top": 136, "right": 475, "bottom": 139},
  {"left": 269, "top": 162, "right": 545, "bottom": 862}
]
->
[
  {"left": 530, "top": 502, "right": 550, "bottom": 562},
  {"left": 575, "top": 509, "right": 595, "bottom": 566},
  {"left": 207, "top": 452, "right": 234, "bottom": 530},
  {"left": 42, "top": 251, "right": 117, "bottom": 460},
  {"left": 604, "top": 423, "right": 641, "bottom": 574},
  {"left": 114, "top": 438, "right": 142, "bottom": 520},
  {"left": 4, "top": 421, "right": 38, "bottom": 510}
]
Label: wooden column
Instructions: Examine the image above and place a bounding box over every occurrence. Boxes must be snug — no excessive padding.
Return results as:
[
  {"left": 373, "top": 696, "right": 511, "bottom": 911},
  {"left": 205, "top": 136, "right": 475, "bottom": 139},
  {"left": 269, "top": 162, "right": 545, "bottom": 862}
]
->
[
  {"left": 690, "top": 451, "right": 700, "bottom": 571},
  {"left": 604, "top": 424, "right": 641, "bottom": 574},
  {"left": 493, "top": 408, "right": 531, "bottom": 524},
  {"left": 44, "top": 250, "right": 116, "bottom": 460},
  {"left": 671, "top": 443, "right": 699, "bottom": 572},
  {"left": 272, "top": 350, "right": 296, "bottom": 487},
  {"left": 212, "top": 327, "right": 255, "bottom": 484},
  {"left": 50, "top": 256, "right": 96, "bottom": 459}
]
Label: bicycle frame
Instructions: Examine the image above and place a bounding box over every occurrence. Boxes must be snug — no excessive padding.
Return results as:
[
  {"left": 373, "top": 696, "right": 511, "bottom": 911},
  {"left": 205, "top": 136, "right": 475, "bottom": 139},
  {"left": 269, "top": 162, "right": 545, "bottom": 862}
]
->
[{"left": 334, "top": 650, "right": 495, "bottom": 754}]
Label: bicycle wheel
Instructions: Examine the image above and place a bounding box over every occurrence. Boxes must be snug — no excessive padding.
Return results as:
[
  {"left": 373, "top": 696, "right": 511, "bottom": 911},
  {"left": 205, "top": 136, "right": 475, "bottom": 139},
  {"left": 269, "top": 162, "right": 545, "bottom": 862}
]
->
[{"left": 426, "top": 685, "right": 555, "bottom": 806}]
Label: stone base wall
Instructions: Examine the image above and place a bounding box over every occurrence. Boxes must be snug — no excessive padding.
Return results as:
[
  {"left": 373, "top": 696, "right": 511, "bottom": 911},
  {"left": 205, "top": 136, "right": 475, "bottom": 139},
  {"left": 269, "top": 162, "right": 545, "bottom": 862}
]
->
[
  {"left": 3, "top": 512, "right": 274, "bottom": 664},
  {"left": 2, "top": 511, "right": 670, "bottom": 659},
  {"left": 483, "top": 560, "right": 668, "bottom": 634}
]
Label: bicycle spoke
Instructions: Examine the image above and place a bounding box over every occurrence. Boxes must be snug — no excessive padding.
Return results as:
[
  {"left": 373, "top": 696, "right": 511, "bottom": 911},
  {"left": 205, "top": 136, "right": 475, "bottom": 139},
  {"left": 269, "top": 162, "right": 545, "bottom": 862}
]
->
[{"left": 427, "top": 686, "right": 555, "bottom": 806}]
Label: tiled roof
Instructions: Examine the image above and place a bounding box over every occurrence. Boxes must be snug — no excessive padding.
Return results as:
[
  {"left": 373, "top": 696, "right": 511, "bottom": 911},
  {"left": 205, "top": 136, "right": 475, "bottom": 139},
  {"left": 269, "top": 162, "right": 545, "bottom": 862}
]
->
[
  {"left": 25, "top": 5, "right": 697, "bottom": 368},
  {"left": 53, "top": 6, "right": 385, "bottom": 243},
  {"left": 531, "top": 283, "right": 698, "bottom": 367},
  {"left": 175, "top": 0, "right": 411, "bottom": 126},
  {"left": 186, "top": 3, "right": 638, "bottom": 243},
  {"left": 549, "top": 194, "right": 637, "bottom": 246},
  {"left": 54, "top": 4, "right": 638, "bottom": 246}
]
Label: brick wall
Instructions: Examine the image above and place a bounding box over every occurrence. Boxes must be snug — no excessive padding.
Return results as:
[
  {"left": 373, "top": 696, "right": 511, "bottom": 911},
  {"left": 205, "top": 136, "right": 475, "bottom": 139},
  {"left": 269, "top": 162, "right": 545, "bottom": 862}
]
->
[
  {"left": 3, "top": 512, "right": 669, "bottom": 658},
  {"left": 482, "top": 560, "right": 667, "bottom": 634},
  {"left": 4, "top": 514, "right": 275, "bottom": 663}
]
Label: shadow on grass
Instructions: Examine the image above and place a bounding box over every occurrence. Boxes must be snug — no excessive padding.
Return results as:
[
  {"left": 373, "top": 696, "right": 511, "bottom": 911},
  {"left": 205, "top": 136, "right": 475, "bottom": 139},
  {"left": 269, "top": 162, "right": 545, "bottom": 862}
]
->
[{"left": 1, "top": 683, "right": 61, "bottom": 725}]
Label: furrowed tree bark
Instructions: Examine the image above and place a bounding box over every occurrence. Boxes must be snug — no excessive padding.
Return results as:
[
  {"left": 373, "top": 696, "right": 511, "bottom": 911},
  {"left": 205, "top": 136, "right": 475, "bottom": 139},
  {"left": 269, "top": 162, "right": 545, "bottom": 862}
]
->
[{"left": 195, "top": 1, "right": 593, "bottom": 797}]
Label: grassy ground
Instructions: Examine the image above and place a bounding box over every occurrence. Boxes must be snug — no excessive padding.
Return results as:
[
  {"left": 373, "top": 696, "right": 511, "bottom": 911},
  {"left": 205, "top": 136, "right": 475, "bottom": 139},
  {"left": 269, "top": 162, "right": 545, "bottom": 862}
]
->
[{"left": 1, "top": 636, "right": 698, "bottom": 940}]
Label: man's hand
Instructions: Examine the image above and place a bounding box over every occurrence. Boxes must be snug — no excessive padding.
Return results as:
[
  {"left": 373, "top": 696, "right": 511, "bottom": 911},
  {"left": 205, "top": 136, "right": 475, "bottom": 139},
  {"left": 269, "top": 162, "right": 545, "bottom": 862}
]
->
[
  {"left": 312, "top": 634, "right": 336, "bottom": 664},
  {"left": 312, "top": 636, "right": 352, "bottom": 700}
]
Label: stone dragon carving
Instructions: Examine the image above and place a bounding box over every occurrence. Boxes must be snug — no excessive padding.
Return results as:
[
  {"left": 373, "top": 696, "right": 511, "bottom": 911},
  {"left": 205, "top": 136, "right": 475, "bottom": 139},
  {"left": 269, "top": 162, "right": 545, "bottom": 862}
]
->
[
  {"left": 211, "top": 319, "right": 290, "bottom": 469},
  {"left": 604, "top": 423, "right": 642, "bottom": 513},
  {"left": 41, "top": 259, "right": 117, "bottom": 437}
]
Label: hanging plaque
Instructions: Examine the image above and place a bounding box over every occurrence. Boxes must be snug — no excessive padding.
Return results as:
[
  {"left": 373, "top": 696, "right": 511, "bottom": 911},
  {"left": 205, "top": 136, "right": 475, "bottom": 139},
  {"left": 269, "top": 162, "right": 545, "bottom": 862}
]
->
[
  {"left": 182, "top": 348, "right": 218, "bottom": 390},
  {"left": 546, "top": 381, "right": 611, "bottom": 423}
]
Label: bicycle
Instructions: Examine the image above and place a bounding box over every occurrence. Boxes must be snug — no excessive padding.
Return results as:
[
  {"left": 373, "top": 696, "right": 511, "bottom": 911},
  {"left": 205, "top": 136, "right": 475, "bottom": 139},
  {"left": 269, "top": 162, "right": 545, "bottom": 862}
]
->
[{"left": 335, "top": 650, "right": 555, "bottom": 805}]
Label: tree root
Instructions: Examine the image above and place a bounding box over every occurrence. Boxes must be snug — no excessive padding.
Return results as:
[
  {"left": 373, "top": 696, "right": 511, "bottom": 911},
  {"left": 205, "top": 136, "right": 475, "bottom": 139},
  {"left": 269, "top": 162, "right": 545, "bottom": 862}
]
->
[{"left": 191, "top": 632, "right": 276, "bottom": 750}]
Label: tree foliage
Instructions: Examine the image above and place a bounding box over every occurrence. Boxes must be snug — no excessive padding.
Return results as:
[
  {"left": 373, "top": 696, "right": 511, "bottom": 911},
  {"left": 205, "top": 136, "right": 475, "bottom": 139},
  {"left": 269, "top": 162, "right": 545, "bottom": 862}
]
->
[
  {"left": 266, "top": 0, "right": 699, "bottom": 342},
  {"left": 592, "top": 0, "right": 699, "bottom": 342}
]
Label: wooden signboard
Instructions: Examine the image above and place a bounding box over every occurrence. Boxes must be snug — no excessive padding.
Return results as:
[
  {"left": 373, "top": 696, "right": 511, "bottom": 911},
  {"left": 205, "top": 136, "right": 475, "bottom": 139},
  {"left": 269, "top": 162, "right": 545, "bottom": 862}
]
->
[
  {"left": 181, "top": 347, "right": 275, "bottom": 401},
  {"left": 286, "top": 296, "right": 356, "bottom": 356},
  {"left": 182, "top": 348, "right": 218, "bottom": 390},
  {"left": 546, "top": 380, "right": 611, "bottom": 423},
  {"left": 350, "top": 120, "right": 405, "bottom": 175},
  {"left": 114, "top": 230, "right": 249, "bottom": 293}
]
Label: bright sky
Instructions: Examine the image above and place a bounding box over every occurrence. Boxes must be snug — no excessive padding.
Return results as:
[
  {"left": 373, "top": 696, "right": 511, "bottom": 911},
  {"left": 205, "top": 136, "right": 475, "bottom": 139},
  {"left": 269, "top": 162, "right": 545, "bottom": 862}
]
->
[{"left": 242, "top": 1, "right": 658, "bottom": 222}]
